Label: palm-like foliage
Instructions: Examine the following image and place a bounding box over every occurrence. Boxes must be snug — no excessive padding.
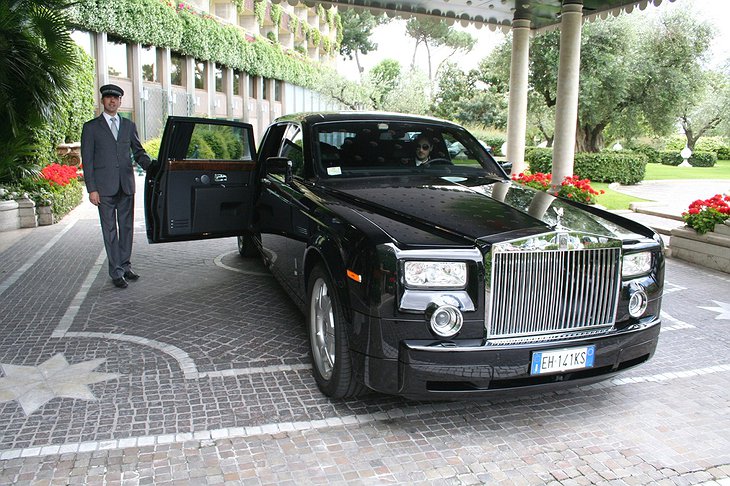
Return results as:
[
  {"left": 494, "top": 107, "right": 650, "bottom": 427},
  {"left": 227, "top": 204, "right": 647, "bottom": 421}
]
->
[{"left": 0, "top": 0, "right": 76, "bottom": 183}]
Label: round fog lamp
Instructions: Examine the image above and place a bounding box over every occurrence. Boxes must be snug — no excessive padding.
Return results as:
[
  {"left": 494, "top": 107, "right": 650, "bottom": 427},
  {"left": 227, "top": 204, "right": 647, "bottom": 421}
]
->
[
  {"left": 426, "top": 304, "right": 463, "bottom": 338},
  {"left": 628, "top": 288, "right": 648, "bottom": 318}
]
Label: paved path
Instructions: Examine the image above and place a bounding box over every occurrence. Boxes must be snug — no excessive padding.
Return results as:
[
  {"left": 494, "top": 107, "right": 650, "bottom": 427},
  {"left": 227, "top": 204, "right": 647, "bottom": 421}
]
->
[{"left": 0, "top": 178, "right": 729, "bottom": 485}]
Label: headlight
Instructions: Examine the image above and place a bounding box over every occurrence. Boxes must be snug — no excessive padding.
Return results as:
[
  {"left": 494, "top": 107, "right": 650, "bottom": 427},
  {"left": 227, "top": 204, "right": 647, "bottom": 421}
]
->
[
  {"left": 622, "top": 251, "right": 652, "bottom": 277},
  {"left": 403, "top": 261, "right": 467, "bottom": 288}
]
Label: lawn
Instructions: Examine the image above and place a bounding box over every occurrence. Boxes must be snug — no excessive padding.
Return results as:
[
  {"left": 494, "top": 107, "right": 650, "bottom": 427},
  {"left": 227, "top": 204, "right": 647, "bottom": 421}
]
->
[{"left": 644, "top": 158, "right": 730, "bottom": 180}]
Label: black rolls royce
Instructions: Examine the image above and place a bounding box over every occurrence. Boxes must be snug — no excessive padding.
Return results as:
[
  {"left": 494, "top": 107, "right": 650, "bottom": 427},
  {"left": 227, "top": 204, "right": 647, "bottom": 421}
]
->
[{"left": 145, "top": 112, "right": 664, "bottom": 400}]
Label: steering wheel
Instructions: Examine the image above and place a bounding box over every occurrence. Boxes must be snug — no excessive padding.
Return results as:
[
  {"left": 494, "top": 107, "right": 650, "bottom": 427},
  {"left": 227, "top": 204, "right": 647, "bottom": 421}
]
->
[{"left": 423, "top": 157, "right": 453, "bottom": 166}]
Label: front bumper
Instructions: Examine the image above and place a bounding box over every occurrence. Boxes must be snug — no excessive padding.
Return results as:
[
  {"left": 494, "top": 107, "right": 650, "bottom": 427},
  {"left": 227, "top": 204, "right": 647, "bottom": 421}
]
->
[{"left": 356, "top": 317, "right": 661, "bottom": 400}]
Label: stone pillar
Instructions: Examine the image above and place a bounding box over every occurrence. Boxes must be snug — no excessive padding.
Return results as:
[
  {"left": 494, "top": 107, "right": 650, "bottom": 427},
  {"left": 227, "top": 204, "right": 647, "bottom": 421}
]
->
[
  {"left": 17, "top": 198, "right": 37, "bottom": 228},
  {"left": 226, "top": 67, "right": 234, "bottom": 118},
  {"left": 207, "top": 60, "right": 216, "bottom": 117},
  {"left": 506, "top": 18, "right": 531, "bottom": 176},
  {"left": 551, "top": 2, "right": 583, "bottom": 191},
  {"left": 37, "top": 206, "right": 53, "bottom": 226},
  {"left": 130, "top": 43, "right": 144, "bottom": 129},
  {"left": 160, "top": 47, "right": 173, "bottom": 116},
  {"left": 94, "top": 32, "right": 109, "bottom": 114},
  {"left": 242, "top": 72, "right": 250, "bottom": 122}
]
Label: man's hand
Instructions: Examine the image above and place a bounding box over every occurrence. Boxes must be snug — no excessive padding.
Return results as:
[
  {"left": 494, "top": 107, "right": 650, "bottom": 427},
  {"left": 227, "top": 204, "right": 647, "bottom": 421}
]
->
[{"left": 89, "top": 191, "right": 100, "bottom": 206}]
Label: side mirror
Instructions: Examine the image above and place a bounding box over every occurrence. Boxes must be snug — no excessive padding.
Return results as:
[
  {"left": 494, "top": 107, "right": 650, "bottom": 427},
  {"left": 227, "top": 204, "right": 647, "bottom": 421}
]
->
[{"left": 266, "top": 156, "right": 293, "bottom": 184}]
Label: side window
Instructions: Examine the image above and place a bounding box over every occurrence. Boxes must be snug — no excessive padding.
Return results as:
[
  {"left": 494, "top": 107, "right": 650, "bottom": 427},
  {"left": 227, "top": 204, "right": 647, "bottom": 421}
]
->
[
  {"left": 279, "top": 124, "right": 304, "bottom": 177},
  {"left": 185, "top": 124, "right": 252, "bottom": 160}
]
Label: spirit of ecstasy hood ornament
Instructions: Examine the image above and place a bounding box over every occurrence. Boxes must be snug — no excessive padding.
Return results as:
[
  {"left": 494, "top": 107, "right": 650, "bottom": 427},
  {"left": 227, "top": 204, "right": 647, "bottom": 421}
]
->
[{"left": 554, "top": 207, "right": 565, "bottom": 231}]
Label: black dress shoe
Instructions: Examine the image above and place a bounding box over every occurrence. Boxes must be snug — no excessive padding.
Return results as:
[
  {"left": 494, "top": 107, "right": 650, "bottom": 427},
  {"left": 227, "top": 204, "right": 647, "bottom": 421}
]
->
[
  {"left": 123, "top": 270, "right": 140, "bottom": 281},
  {"left": 112, "top": 277, "right": 128, "bottom": 288}
]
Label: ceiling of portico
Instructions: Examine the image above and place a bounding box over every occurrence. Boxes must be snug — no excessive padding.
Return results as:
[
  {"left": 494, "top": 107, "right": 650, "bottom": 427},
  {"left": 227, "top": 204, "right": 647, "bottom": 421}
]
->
[{"left": 282, "top": 0, "right": 674, "bottom": 31}]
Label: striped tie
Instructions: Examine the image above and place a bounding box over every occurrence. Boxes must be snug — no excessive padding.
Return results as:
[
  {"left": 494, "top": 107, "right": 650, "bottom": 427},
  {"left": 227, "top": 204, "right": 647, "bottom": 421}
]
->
[{"left": 110, "top": 117, "right": 118, "bottom": 140}]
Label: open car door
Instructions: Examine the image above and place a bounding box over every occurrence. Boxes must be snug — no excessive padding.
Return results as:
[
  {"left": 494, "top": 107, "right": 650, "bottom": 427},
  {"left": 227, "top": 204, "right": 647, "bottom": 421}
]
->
[{"left": 145, "top": 117, "right": 257, "bottom": 243}]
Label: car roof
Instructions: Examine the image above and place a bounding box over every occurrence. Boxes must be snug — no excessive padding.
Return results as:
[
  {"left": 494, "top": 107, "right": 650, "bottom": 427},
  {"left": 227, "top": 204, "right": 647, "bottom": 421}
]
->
[{"left": 273, "top": 111, "right": 465, "bottom": 129}]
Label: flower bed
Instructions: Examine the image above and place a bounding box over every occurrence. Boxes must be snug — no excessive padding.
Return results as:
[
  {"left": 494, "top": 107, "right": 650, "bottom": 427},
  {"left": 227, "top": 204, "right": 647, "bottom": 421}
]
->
[
  {"left": 671, "top": 193, "right": 730, "bottom": 274},
  {"left": 681, "top": 194, "right": 730, "bottom": 234},
  {"left": 511, "top": 172, "right": 604, "bottom": 205}
]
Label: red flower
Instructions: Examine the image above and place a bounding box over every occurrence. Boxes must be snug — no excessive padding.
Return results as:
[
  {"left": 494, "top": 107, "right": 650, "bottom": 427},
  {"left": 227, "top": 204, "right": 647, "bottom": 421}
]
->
[{"left": 41, "top": 163, "right": 78, "bottom": 187}]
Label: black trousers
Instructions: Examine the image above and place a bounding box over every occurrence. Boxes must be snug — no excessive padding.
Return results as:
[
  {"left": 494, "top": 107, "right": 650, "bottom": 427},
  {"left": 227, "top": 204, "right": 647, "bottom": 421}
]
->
[{"left": 98, "top": 189, "right": 134, "bottom": 279}]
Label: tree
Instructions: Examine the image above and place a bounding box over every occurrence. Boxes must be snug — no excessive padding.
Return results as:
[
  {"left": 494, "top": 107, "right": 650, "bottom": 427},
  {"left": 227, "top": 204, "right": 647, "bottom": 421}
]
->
[
  {"left": 405, "top": 18, "right": 476, "bottom": 81},
  {"left": 366, "top": 59, "right": 401, "bottom": 109},
  {"left": 0, "top": 0, "right": 77, "bottom": 182},
  {"left": 431, "top": 62, "right": 506, "bottom": 128},
  {"left": 676, "top": 70, "right": 730, "bottom": 151},
  {"left": 338, "top": 10, "right": 389, "bottom": 80}
]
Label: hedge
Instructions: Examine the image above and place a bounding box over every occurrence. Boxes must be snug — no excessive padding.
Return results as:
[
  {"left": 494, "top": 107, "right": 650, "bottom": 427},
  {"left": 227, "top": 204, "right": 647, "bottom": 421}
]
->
[
  {"left": 525, "top": 148, "right": 647, "bottom": 185},
  {"left": 658, "top": 150, "right": 717, "bottom": 167},
  {"left": 664, "top": 136, "right": 730, "bottom": 160}
]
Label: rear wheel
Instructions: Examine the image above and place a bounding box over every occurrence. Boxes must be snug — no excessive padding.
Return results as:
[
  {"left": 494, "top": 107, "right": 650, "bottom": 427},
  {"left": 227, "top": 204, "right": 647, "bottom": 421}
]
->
[
  {"left": 237, "top": 233, "right": 259, "bottom": 257},
  {"left": 307, "top": 265, "right": 363, "bottom": 398}
]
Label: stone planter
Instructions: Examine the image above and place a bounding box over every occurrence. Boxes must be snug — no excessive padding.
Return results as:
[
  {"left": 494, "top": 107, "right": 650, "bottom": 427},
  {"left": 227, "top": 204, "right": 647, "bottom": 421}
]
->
[
  {"left": 0, "top": 200, "right": 20, "bottom": 231},
  {"left": 37, "top": 205, "right": 54, "bottom": 226},
  {"left": 669, "top": 221, "right": 730, "bottom": 274},
  {"left": 56, "top": 142, "right": 82, "bottom": 167},
  {"left": 17, "top": 197, "right": 38, "bottom": 228}
]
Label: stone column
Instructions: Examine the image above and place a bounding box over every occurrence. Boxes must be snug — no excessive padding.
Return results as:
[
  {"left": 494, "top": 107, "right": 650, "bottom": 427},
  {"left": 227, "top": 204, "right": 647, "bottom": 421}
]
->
[
  {"left": 130, "top": 43, "right": 144, "bottom": 130},
  {"left": 551, "top": 1, "right": 584, "bottom": 191},
  {"left": 242, "top": 72, "right": 250, "bottom": 122},
  {"left": 506, "top": 18, "right": 531, "bottom": 176},
  {"left": 226, "top": 67, "right": 234, "bottom": 118},
  {"left": 207, "top": 61, "right": 216, "bottom": 118},
  {"left": 160, "top": 47, "right": 173, "bottom": 116},
  {"left": 94, "top": 32, "right": 109, "bottom": 114}
]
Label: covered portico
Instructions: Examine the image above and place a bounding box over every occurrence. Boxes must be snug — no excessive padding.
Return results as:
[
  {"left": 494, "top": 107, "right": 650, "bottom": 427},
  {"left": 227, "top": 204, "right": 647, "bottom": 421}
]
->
[{"left": 294, "top": 0, "right": 673, "bottom": 186}]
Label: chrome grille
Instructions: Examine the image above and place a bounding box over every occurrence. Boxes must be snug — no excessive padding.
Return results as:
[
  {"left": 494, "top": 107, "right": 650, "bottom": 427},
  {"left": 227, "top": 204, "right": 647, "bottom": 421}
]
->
[{"left": 488, "top": 236, "right": 621, "bottom": 343}]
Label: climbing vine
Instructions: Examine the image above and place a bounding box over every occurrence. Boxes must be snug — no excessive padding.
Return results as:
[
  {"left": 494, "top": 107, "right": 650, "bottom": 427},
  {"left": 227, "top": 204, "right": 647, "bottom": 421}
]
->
[{"left": 67, "top": 0, "right": 353, "bottom": 103}]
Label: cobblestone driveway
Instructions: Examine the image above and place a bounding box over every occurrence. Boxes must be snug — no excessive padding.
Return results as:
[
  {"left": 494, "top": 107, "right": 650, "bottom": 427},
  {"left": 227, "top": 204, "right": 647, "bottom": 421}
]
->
[{"left": 0, "top": 191, "right": 729, "bottom": 485}]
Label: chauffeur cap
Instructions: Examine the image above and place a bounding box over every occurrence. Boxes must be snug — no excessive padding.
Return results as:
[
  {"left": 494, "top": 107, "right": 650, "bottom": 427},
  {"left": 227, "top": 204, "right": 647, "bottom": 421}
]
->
[{"left": 100, "top": 84, "right": 124, "bottom": 97}]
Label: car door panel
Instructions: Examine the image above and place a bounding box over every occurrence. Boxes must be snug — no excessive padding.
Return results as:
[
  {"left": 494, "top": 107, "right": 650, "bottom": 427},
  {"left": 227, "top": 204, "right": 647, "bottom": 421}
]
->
[{"left": 146, "top": 117, "right": 257, "bottom": 243}]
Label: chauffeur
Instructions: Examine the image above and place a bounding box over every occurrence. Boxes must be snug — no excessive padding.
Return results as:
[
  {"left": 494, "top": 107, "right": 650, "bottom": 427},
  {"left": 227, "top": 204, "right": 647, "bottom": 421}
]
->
[{"left": 81, "top": 84, "right": 151, "bottom": 289}]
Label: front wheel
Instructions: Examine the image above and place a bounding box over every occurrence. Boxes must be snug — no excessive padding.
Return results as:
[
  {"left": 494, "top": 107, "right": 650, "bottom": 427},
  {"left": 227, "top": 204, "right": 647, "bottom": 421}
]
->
[
  {"left": 307, "top": 265, "right": 363, "bottom": 398},
  {"left": 237, "top": 233, "right": 259, "bottom": 257}
]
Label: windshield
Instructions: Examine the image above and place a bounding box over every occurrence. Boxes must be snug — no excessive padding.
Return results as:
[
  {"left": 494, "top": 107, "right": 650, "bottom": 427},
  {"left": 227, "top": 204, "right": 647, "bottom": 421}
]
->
[{"left": 312, "top": 120, "right": 506, "bottom": 180}]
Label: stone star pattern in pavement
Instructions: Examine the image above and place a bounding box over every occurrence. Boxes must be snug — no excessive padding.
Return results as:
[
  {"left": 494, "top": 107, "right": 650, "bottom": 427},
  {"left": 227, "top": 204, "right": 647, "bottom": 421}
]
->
[
  {"left": 0, "top": 353, "right": 119, "bottom": 415},
  {"left": 699, "top": 300, "right": 730, "bottom": 320}
]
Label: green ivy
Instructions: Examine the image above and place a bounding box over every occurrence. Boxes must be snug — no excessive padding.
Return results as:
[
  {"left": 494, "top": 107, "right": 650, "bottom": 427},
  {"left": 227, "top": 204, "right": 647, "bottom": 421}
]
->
[
  {"left": 270, "top": 4, "right": 282, "bottom": 28},
  {"left": 327, "top": 9, "right": 336, "bottom": 29},
  {"left": 254, "top": 0, "right": 266, "bottom": 27},
  {"left": 27, "top": 45, "right": 95, "bottom": 167},
  {"left": 317, "top": 5, "right": 325, "bottom": 19},
  {"left": 68, "top": 0, "right": 363, "bottom": 107}
]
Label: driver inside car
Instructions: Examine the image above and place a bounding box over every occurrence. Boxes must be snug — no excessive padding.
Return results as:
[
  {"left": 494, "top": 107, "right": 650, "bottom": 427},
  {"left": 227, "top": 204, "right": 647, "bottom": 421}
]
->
[{"left": 414, "top": 134, "right": 433, "bottom": 166}]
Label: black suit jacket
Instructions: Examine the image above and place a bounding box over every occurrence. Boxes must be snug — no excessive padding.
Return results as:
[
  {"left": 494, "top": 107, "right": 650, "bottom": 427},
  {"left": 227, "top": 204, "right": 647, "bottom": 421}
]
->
[{"left": 81, "top": 114, "right": 151, "bottom": 196}]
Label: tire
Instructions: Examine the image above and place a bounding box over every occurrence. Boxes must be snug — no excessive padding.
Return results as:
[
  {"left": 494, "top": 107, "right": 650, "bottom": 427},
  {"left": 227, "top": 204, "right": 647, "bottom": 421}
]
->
[
  {"left": 307, "top": 265, "right": 363, "bottom": 398},
  {"left": 237, "top": 233, "right": 259, "bottom": 258}
]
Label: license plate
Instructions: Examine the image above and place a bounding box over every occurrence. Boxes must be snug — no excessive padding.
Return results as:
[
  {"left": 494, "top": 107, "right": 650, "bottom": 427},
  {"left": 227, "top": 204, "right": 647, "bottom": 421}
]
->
[{"left": 531, "top": 345, "right": 595, "bottom": 375}]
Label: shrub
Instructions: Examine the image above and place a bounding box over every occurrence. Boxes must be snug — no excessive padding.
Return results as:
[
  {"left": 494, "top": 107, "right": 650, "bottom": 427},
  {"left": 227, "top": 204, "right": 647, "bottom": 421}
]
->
[
  {"left": 658, "top": 150, "right": 717, "bottom": 167},
  {"left": 658, "top": 150, "right": 682, "bottom": 166},
  {"left": 143, "top": 137, "right": 162, "bottom": 160},
  {"left": 525, "top": 149, "right": 646, "bottom": 185},
  {"left": 627, "top": 144, "right": 661, "bottom": 164},
  {"left": 682, "top": 194, "right": 730, "bottom": 234},
  {"left": 464, "top": 126, "right": 506, "bottom": 156},
  {"left": 688, "top": 151, "right": 717, "bottom": 167}
]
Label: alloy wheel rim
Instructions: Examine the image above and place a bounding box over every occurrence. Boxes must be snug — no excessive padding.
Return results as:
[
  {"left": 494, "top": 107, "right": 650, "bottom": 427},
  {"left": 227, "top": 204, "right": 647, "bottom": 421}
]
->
[{"left": 310, "top": 278, "right": 335, "bottom": 380}]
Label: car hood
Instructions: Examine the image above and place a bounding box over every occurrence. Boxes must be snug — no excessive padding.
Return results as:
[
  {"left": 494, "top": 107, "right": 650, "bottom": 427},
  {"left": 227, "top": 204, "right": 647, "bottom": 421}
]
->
[{"left": 315, "top": 175, "right": 649, "bottom": 248}]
